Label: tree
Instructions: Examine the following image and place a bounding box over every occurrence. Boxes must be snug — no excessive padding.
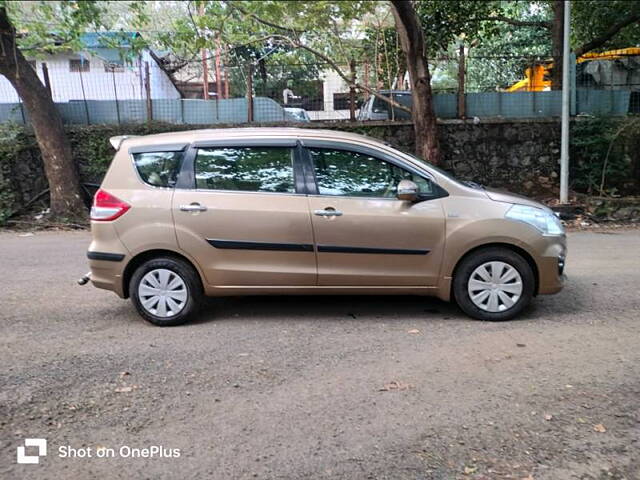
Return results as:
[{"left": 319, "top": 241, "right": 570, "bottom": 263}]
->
[
  {"left": 0, "top": 1, "right": 109, "bottom": 220},
  {"left": 477, "top": 0, "right": 640, "bottom": 89},
  {"left": 390, "top": 1, "right": 439, "bottom": 163}
]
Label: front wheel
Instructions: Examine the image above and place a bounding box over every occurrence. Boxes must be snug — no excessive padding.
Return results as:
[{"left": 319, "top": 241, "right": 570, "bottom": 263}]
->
[
  {"left": 453, "top": 248, "right": 535, "bottom": 321},
  {"left": 129, "top": 257, "right": 202, "bottom": 326}
]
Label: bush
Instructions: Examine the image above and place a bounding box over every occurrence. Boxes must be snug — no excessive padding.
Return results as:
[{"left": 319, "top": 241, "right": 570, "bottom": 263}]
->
[{"left": 570, "top": 116, "right": 640, "bottom": 196}]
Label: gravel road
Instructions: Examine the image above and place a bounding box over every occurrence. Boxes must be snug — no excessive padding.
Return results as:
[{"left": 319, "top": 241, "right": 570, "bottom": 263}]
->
[{"left": 1, "top": 229, "right": 639, "bottom": 479}]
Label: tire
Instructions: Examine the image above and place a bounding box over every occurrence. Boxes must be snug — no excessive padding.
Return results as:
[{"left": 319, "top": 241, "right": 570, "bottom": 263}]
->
[
  {"left": 453, "top": 247, "right": 535, "bottom": 321},
  {"left": 129, "top": 256, "right": 203, "bottom": 326}
]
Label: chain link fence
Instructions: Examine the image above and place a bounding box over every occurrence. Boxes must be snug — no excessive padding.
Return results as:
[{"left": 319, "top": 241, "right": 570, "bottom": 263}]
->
[{"left": 0, "top": 50, "right": 638, "bottom": 126}]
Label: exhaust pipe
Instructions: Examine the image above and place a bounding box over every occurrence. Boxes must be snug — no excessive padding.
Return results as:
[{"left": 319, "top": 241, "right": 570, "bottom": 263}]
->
[{"left": 77, "top": 272, "right": 91, "bottom": 286}]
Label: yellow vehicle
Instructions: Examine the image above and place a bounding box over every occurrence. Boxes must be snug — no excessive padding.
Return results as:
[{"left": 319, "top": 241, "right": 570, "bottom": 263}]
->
[{"left": 506, "top": 47, "right": 640, "bottom": 92}]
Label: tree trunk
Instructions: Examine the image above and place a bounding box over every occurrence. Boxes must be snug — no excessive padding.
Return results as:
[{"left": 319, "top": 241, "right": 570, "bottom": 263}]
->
[
  {"left": 550, "top": 0, "right": 564, "bottom": 90},
  {"left": 390, "top": 1, "right": 440, "bottom": 165},
  {"left": 0, "top": 8, "right": 85, "bottom": 220}
]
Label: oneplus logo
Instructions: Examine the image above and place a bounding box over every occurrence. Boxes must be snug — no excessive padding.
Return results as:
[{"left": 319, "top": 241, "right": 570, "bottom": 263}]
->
[{"left": 17, "top": 438, "right": 47, "bottom": 464}]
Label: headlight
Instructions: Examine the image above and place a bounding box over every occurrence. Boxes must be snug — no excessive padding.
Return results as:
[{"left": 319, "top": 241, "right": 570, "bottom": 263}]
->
[{"left": 505, "top": 204, "right": 564, "bottom": 235}]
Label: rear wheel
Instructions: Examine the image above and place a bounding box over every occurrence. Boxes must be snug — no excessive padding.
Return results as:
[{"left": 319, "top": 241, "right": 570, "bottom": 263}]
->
[
  {"left": 453, "top": 248, "right": 535, "bottom": 321},
  {"left": 129, "top": 257, "right": 202, "bottom": 326}
]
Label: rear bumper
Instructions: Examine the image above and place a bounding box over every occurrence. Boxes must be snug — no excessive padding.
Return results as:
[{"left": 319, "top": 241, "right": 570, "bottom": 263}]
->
[
  {"left": 88, "top": 221, "right": 129, "bottom": 298},
  {"left": 88, "top": 252, "right": 127, "bottom": 298}
]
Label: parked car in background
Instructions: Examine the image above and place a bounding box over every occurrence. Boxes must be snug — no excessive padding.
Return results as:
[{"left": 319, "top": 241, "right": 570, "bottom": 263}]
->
[
  {"left": 84, "top": 128, "right": 566, "bottom": 326},
  {"left": 284, "top": 107, "right": 311, "bottom": 122},
  {"left": 358, "top": 90, "right": 413, "bottom": 121}
]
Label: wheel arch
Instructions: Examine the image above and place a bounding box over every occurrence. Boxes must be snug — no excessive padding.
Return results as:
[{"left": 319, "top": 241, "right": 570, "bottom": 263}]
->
[
  {"left": 450, "top": 242, "right": 540, "bottom": 299},
  {"left": 122, "top": 248, "right": 204, "bottom": 299}
]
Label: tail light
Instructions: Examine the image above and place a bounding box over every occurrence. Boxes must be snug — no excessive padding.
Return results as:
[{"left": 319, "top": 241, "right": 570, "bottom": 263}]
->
[{"left": 90, "top": 189, "right": 130, "bottom": 221}]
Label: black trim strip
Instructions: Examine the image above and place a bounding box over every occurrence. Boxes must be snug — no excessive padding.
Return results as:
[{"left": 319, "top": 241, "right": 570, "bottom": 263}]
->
[
  {"left": 87, "top": 251, "right": 125, "bottom": 262},
  {"left": 207, "top": 239, "right": 313, "bottom": 252},
  {"left": 317, "top": 245, "right": 430, "bottom": 255}
]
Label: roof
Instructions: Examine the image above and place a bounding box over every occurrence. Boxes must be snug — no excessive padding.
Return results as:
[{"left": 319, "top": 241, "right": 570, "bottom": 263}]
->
[
  {"left": 121, "top": 127, "right": 382, "bottom": 148},
  {"left": 80, "top": 32, "right": 141, "bottom": 49}
]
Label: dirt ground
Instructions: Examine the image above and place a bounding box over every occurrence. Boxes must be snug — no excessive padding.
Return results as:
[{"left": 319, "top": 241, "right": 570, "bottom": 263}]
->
[{"left": 1, "top": 229, "right": 639, "bottom": 479}]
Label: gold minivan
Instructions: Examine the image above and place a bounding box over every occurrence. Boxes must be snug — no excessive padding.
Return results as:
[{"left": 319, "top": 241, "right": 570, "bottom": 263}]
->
[{"left": 85, "top": 128, "right": 566, "bottom": 326}]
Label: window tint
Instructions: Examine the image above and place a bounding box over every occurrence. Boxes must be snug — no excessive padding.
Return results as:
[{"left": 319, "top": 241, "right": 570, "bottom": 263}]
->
[
  {"left": 133, "top": 151, "right": 183, "bottom": 187},
  {"left": 309, "top": 148, "right": 433, "bottom": 197},
  {"left": 195, "top": 147, "right": 295, "bottom": 193}
]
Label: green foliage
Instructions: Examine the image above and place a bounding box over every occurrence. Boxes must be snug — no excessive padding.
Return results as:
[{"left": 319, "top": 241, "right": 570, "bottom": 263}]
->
[
  {"left": 7, "top": 1, "right": 108, "bottom": 56},
  {"left": 0, "top": 123, "right": 31, "bottom": 224},
  {"left": 572, "top": 0, "right": 640, "bottom": 53},
  {"left": 570, "top": 117, "right": 636, "bottom": 196},
  {"left": 416, "top": 0, "right": 500, "bottom": 56}
]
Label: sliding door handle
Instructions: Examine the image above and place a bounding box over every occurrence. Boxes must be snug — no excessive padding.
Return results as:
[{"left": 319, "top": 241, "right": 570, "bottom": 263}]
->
[
  {"left": 180, "top": 203, "right": 207, "bottom": 212},
  {"left": 314, "top": 208, "right": 343, "bottom": 217}
]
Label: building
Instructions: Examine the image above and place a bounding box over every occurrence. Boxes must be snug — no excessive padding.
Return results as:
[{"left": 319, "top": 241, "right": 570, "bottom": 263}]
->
[{"left": 0, "top": 32, "right": 181, "bottom": 103}]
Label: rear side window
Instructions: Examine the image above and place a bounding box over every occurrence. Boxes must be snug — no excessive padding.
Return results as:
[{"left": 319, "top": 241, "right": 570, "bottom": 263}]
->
[
  {"left": 133, "top": 151, "right": 183, "bottom": 187},
  {"left": 194, "top": 147, "right": 295, "bottom": 193}
]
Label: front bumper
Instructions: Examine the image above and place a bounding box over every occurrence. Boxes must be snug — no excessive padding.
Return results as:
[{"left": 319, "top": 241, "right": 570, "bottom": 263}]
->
[{"left": 536, "top": 236, "right": 567, "bottom": 295}]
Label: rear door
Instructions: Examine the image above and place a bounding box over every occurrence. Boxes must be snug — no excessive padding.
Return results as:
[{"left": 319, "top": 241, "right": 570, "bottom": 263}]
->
[
  {"left": 172, "top": 139, "right": 316, "bottom": 287},
  {"left": 302, "top": 142, "right": 446, "bottom": 286}
]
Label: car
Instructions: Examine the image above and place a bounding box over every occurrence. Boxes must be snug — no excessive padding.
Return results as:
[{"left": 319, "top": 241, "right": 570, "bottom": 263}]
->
[
  {"left": 357, "top": 90, "right": 412, "bottom": 121},
  {"left": 84, "top": 128, "right": 566, "bottom": 326},
  {"left": 284, "top": 107, "right": 311, "bottom": 122}
]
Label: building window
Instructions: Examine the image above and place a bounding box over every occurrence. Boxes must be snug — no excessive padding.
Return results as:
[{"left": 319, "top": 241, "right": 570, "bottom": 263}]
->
[
  {"left": 69, "top": 59, "right": 90, "bottom": 73},
  {"left": 104, "top": 62, "right": 124, "bottom": 73},
  {"left": 333, "top": 92, "right": 356, "bottom": 111}
]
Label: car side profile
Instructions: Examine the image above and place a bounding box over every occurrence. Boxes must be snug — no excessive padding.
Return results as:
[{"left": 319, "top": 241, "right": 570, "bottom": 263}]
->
[{"left": 85, "top": 127, "right": 566, "bottom": 326}]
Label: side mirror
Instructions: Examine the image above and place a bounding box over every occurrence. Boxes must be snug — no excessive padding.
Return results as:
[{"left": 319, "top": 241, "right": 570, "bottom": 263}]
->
[{"left": 396, "top": 179, "right": 419, "bottom": 202}]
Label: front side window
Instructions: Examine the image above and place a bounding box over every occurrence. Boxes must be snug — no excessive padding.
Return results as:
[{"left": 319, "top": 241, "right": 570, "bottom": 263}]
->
[
  {"left": 195, "top": 147, "right": 295, "bottom": 193},
  {"left": 133, "top": 151, "right": 183, "bottom": 187},
  {"left": 309, "top": 148, "right": 433, "bottom": 198}
]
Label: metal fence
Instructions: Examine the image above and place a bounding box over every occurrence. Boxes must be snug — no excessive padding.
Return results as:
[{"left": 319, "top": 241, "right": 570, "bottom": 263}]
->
[{"left": 0, "top": 52, "right": 638, "bottom": 126}]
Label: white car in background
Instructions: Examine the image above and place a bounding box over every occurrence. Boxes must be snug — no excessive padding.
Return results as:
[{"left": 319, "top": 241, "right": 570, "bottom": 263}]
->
[{"left": 284, "top": 107, "right": 311, "bottom": 123}]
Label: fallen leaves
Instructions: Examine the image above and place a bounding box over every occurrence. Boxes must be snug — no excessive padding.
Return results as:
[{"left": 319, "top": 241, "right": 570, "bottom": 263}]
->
[
  {"left": 593, "top": 423, "right": 607, "bottom": 433},
  {"left": 379, "top": 381, "right": 413, "bottom": 392}
]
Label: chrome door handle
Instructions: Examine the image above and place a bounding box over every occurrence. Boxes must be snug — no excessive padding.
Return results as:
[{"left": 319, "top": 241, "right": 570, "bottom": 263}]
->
[
  {"left": 314, "top": 209, "right": 343, "bottom": 217},
  {"left": 179, "top": 203, "right": 207, "bottom": 212}
]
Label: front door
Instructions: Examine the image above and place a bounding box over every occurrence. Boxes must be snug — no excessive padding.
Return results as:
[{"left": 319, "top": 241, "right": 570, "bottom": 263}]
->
[
  {"left": 173, "top": 143, "right": 316, "bottom": 287},
  {"left": 304, "top": 146, "right": 446, "bottom": 286}
]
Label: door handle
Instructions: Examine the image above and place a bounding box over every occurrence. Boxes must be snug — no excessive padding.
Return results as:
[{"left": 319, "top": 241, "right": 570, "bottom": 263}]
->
[
  {"left": 314, "top": 208, "right": 343, "bottom": 217},
  {"left": 179, "top": 203, "right": 207, "bottom": 212}
]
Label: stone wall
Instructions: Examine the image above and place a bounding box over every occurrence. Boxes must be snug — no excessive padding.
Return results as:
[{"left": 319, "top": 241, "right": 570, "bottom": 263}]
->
[
  {"left": 334, "top": 118, "right": 561, "bottom": 195},
  {"left": 3, "top": 118, "right": 639, "bottom": 222}
]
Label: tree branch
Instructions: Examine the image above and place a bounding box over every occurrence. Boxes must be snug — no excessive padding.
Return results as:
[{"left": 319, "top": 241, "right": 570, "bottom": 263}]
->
[
  {"left": 574, "top": 12, "right": 640, "bottom": 57},
  {"left": 224, "top": 1, "right": 306, "bottom": 35},
  {"left": 264, "top": 34, "right": 411, "bottom": 114},
  {"left": 478, "top": 15, "right": 552, "bottom": 29}
]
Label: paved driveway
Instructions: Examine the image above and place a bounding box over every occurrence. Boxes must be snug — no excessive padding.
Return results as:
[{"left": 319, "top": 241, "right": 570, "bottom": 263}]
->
[{"left": 1, "top": 229, "right": 639, "bottom": 479}]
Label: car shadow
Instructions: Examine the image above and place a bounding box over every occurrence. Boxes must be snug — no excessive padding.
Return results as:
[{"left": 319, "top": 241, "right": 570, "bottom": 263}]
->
[{"left": 191, "top": 294, "right": 467, "bottom": 326}]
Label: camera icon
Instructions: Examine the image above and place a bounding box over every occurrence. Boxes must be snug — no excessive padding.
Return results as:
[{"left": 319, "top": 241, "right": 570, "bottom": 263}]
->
[{"left": 17, "top": 438, "right": 47, "bottom": 464}]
